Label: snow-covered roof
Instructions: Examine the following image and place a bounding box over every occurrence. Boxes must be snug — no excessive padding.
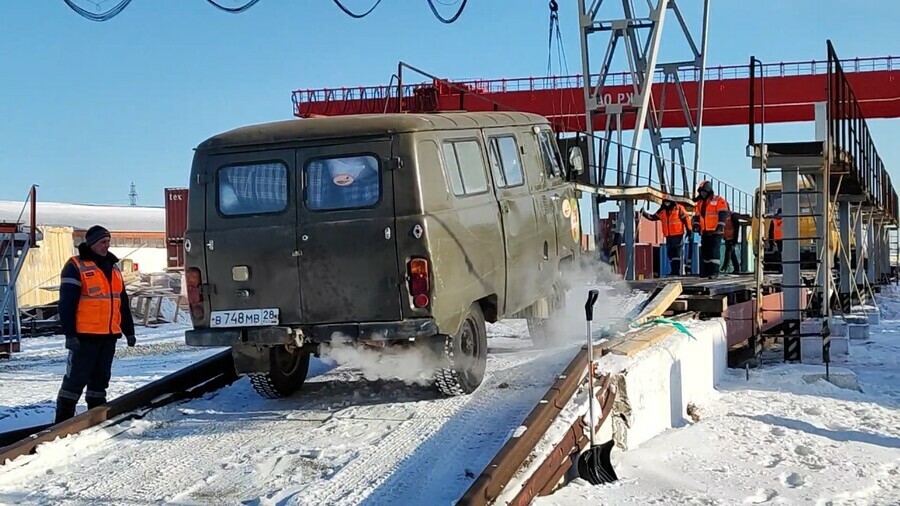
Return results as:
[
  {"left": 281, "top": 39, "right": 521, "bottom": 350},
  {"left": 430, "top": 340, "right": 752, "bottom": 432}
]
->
[{"left": 0, "top": 200, "right": 164, "bottom": 232}]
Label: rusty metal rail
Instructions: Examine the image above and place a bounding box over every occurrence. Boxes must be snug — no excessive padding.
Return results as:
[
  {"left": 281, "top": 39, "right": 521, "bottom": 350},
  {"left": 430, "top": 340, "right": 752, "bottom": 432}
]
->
[
  {"left": 0, "top": 349, "right": 235, "bottom": 466},
  {"left": 458, "top": 343, "right": 616, "bottom": 506},
  {"left": 459, "top": 308, "right": 696, "bottom": 505}
]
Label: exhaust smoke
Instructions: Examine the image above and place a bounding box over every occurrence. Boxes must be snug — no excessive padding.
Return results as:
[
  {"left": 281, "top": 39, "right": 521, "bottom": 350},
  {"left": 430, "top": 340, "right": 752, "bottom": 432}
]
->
[{"left": 320, "top": 334, "right": 446, "bottom": 386}]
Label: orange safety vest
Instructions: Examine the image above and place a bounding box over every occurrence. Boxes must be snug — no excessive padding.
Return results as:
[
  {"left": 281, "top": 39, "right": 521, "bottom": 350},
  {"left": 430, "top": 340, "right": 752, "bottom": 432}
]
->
[
  {"left": 772, "top": 218, "right": 783, "bottom": 240},
  {"left": 696, "top": 196, "right": 729, "bottom": 233},
  {"left": 69, "top": 256, "right": 124, "bottom": 335},
  {"left": 724, "top": 214, "right": 736, "bottom": 241},
  {"left": 658, "top": 205, "right": 688, "bottom": 237}
]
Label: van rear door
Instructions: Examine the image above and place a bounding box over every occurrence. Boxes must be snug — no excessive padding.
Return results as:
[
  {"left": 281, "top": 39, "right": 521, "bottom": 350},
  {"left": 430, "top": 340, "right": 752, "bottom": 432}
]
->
[
  {"left": 296, "top": 139, "right": 402, "bottom": 324},
  {"left": 203, "top": 150, "right": 302, "bottom": 326}
]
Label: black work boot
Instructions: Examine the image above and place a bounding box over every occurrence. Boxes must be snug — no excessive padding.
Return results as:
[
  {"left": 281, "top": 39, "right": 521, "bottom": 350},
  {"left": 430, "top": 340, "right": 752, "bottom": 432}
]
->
[
  {"left": 86, "top": 396, "right": 107, "bottom": 410},
  {"left": 54, "top": 397, "right": 78, "bottom": 424}
]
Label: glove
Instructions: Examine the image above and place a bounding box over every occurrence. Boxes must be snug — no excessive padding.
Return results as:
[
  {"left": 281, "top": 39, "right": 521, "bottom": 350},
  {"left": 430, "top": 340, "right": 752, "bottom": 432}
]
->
[
  {"left": 126, "top": 335, "right": 136, "bottom": 347},
  {"left": 715, "top": 223, "right": 725, "bottom": 235},
  {"left": 692, "top": 222, "right": 700, "bottom": 234},
  {"left": 65, "top": 335, "right": 80, "bottom": 352}
]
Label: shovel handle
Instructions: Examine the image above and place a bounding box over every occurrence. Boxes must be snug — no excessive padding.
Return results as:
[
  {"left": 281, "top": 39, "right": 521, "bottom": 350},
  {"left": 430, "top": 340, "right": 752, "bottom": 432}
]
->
[{"left": 585, "top": 289, "right": 599, "bottom": 322}]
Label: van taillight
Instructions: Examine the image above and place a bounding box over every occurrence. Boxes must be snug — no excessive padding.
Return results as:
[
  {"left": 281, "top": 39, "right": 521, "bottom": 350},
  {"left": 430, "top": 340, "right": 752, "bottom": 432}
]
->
[
  {"left": 407, "top": 258, "right": 430, "bottom": 308},
  {"left": 186, "top": 267, "right": 205, "bottom": 319}
]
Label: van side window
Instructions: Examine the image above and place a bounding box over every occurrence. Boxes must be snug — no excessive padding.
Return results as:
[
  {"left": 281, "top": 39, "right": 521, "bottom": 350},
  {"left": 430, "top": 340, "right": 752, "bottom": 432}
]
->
[
  {"left": 442, "top": 140, "right": 488, "bottom": 196},
  {"left": 537, "top": 130, "right": 562, "bottom": 179},
  {"left": 487, "top": 136, "right": 525, "bottom": 188},
  {"left": 305, "top": 155, "right": 380, "bottom": 211},
  {"left": 218, "top": 162, "right": 288, "bottom": 216}
]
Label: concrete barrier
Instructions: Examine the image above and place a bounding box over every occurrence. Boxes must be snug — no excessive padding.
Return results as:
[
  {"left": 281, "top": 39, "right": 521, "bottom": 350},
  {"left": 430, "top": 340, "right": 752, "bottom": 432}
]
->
[{"left": 596, "top": 318, "right": 728, "bottom": 451}]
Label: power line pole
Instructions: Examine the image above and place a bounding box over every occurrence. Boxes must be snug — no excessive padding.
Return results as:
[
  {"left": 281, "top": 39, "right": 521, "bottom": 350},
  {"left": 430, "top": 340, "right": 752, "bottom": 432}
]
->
[{"left": 129, "top": 182, "right": 138, "bottom": 206}]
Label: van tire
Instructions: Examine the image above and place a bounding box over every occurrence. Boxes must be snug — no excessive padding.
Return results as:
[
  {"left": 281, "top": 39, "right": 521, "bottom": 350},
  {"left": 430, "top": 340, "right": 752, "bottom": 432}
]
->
[
  {"left": 527, "top": 282, "right": 566, "bottom": 348},
  {"left": 434, "top": 303, "right": 488, "bottom": 397},
  {"left": 248, "top": 346, "right": 311, "bottom": 399},
  {"left": 527, "top": 317, "right": 557, "bottom": 348}
]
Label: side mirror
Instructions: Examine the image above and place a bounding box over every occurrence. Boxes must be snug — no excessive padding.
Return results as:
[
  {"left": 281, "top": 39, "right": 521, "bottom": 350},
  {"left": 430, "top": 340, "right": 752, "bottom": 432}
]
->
[{"left": 568, "top": 146, "right": 585, "bottom": 176}]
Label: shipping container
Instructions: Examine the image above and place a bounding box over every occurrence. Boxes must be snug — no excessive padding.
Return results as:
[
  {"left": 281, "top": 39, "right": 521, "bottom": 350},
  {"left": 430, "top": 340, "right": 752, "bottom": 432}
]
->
[
  {"left": 615, "top": 243, "right": 654, "bottom": 280},
  {"left": 165, "top": 188, "right": 189, "bottom": 243},
  {"left": 167, "top": 241, "right": 185, "bottom": 269}
]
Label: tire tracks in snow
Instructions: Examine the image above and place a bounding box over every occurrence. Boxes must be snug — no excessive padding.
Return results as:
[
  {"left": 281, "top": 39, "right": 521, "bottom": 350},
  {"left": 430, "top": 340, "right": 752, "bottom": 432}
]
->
[
  {"left": 299, "top": 345, "right": 579, "bottom": 506},
  {"left": 0, "top": 340, "right": 581, "bottom": 506}
]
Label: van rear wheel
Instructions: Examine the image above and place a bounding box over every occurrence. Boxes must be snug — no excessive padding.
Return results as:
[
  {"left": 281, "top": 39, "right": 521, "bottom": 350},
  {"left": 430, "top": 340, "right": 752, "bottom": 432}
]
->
[
  {"left": 248, "top": 346, "right": 311, "bottom": 399},
  {"left": 527, "top": 317, "right": 558, "bottom": 348},
  {"left": 527, "top": 282, "right": 566, "bottom": 349},
  {"left": 434, "top": 303, "right": 488, "bottom": 397}
]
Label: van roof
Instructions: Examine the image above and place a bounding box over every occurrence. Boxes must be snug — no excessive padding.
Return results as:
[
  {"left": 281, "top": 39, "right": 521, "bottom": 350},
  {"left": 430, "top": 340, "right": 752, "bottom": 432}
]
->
[{"left": 197, "top": 112, "right": 552, "bottom": 149}]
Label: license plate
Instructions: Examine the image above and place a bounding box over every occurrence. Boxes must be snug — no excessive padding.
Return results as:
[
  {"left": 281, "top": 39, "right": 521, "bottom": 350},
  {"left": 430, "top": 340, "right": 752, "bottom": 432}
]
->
[{"left": 210, "top": 308, "right": 279, "bottom": 328}]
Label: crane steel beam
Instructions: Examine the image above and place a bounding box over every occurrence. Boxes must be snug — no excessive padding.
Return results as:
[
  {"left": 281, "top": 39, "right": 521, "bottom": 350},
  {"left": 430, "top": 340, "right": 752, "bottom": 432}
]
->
[{"left": 293, "top": 59, "right": 900, "bottom": 133}]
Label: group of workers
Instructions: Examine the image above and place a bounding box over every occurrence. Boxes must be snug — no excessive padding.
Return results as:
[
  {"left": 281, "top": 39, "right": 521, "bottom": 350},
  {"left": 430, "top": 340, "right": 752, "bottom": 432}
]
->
[{"left": 641, "top": 180, "right": 745, "bottom": 278}]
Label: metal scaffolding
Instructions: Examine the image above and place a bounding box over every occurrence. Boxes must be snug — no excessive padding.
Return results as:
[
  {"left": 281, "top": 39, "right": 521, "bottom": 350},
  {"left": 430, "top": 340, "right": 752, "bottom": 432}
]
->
[
  {"left": 0, "top": 186, "right": 39, "bottom": 358},
  {"left": 577, "top": 0, "right": 711, "bottom": 280},
  {"left": 748, "top": 41, "right": 899, "bottom": 367}
]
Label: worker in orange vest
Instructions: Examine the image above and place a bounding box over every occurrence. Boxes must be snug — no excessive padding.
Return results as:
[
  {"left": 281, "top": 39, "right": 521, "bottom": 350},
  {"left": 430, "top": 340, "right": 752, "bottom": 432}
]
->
[
  {"left": 55, "top": 225, "right": 137, "bottom": 423},
  {"left": 768, "top": 208, "right": 784, "bottom": 270},
  {"left": 641, "top": 196, "right": 691, "bottom": 276},
  {"left": 720, "top": 211, "right": 742, "bottom": 273},
  {"left": 692, "top": 180, "right": 730, "bottom": 279}
]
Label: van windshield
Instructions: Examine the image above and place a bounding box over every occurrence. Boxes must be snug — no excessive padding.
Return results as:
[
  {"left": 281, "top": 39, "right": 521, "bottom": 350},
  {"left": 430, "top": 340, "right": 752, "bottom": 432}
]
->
[{"left": 305, "top": 154, "right": 381, "bottom": 211}]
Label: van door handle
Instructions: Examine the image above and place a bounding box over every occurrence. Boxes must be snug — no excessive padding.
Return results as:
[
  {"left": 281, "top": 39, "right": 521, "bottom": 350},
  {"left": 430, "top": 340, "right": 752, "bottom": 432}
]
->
[
  {"left": 501, "top": 202, "right": 510, "bottom": 214},
  {"left": 551, "top": 194, "right": 561, "bottom": 202}
]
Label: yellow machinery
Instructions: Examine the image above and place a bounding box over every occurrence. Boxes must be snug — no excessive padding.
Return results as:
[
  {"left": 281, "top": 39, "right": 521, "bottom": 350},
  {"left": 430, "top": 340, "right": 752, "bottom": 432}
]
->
[{"left": 750, "top": 178, "right": 851, "bottom": 269}]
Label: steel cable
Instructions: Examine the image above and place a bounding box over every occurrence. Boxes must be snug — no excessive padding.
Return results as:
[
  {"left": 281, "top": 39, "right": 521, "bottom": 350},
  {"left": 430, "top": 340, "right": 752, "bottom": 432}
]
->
[
  {"left": 332, "top": 0, "right": 383, "bottom": 18},
  {"left": 426, "top": 0, "right": 467, "bottom": 23}
]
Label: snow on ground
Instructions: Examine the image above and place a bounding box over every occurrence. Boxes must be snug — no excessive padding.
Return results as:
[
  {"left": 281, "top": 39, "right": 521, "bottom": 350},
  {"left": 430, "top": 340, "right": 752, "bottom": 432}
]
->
[
  {"left": 536, "top": 288, "right": 900, "bottom": 506},
  {"left": 0, "top": 335, "right": 578, "bottom": 505},
  {"left": 0, "top": 281, "right": 648, "bottom": 506},
  {"left": 0, "top": 323, "right": 219, "bottom": 433}
]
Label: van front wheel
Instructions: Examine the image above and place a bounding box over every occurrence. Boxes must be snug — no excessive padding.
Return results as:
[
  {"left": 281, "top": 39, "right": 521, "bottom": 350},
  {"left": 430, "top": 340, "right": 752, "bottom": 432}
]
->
[
  {"left": 248, "top": 346, "right": 310, "bottom": 399},
  {"left": 434, "top": 303, "right": 488, "bottom": 396}
]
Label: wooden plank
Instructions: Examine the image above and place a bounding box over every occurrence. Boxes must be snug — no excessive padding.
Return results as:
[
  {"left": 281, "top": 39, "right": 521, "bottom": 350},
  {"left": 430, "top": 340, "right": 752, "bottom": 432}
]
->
[
  {"left": 633, "top": 282, "right": 683, "bottom": 325},
  {"left": 627, "top": 325, "right": 674, "bottom": 342},
  {"left": 607, "top": 325, "right": 676, "bottom": 357},
  {"left": 677, "top": 294, "right": 728, "bottom": 313}
]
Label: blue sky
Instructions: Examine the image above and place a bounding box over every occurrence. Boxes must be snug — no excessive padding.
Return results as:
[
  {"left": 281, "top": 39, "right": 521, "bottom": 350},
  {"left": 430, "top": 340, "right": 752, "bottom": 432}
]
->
[{"left": 1, "top": 0, "right": 898, "bottom": 209}]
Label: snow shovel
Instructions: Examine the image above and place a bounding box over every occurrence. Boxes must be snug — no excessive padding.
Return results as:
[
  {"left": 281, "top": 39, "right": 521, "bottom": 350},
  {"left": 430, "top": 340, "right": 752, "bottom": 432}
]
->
[{"left": 576, "top": 288, "right": 618, "bottom": 486}]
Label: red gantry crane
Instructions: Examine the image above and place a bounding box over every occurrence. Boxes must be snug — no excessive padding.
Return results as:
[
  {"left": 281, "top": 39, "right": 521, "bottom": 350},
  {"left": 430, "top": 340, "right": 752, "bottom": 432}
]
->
[{"left": 292, "top": 56, "right": 900, "bottom": 133}]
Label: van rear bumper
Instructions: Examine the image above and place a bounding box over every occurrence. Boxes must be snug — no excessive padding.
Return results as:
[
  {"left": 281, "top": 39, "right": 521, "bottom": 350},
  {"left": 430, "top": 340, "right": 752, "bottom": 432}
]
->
[{"left": 185, "top": 318, "right": 439, "bottom": 347}]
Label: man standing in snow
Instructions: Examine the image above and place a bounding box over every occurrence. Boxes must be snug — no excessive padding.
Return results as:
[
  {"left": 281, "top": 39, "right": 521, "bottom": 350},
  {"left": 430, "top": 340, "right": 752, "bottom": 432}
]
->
[{"left": 54, "top": 225, "right": 136, "bottom": 423}]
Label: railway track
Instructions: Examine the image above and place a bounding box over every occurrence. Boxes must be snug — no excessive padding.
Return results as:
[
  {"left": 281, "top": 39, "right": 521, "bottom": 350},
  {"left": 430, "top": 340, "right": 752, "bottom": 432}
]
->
[
  {"left": 0, "top": 286, "right": 667, "bottom": 505},
  {"left": 0, "top": 349, "right": 237, "bottom": 463}
]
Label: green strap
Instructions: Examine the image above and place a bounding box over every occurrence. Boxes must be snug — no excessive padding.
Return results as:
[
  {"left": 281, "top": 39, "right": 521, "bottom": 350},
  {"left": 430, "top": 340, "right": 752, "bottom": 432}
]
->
[{"left": 629, "top": 317, "right": 696, "bottom": 339}]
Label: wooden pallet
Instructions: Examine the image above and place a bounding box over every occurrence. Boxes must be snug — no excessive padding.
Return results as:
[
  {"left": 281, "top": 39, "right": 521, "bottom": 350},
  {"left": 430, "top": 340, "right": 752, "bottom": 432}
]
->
[{"left": 130, "top": 292, "right": 186, "bottom": 327}]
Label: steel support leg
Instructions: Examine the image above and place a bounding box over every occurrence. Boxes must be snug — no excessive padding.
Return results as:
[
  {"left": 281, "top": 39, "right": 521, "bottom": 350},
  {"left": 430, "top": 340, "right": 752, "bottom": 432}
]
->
[
  {"left": 783, "top": 169, "right": 802, "bottom": 361},
  {"left": 623, "top": 199, "right": 635, "bottom": 280},
  {"left": 740, "top": 224, "right": 749, "bottom": 273},
  {"left": 813, "top": 173, "right": 828, "bottom": 313},
  {"left": 839, "top": 201, "right": 851, "bottom": 311},
  {"left": 854, "top": 206, "right": 865, "bottom": 294},
  {"left": 868, "top": 219, "right": 877, "bottom": 285}
]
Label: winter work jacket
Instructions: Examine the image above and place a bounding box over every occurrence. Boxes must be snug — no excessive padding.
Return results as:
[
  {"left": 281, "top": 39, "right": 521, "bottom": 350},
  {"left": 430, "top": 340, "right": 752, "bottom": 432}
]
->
[
  {"left": 59, "top": 242, "right": 135, "bottom": 340},
  {"left": 644, "top": 204, "right": 691, "bottom": 237},
  {"left": 693, "top": 195, "right": 730, "bottom": 234}
]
